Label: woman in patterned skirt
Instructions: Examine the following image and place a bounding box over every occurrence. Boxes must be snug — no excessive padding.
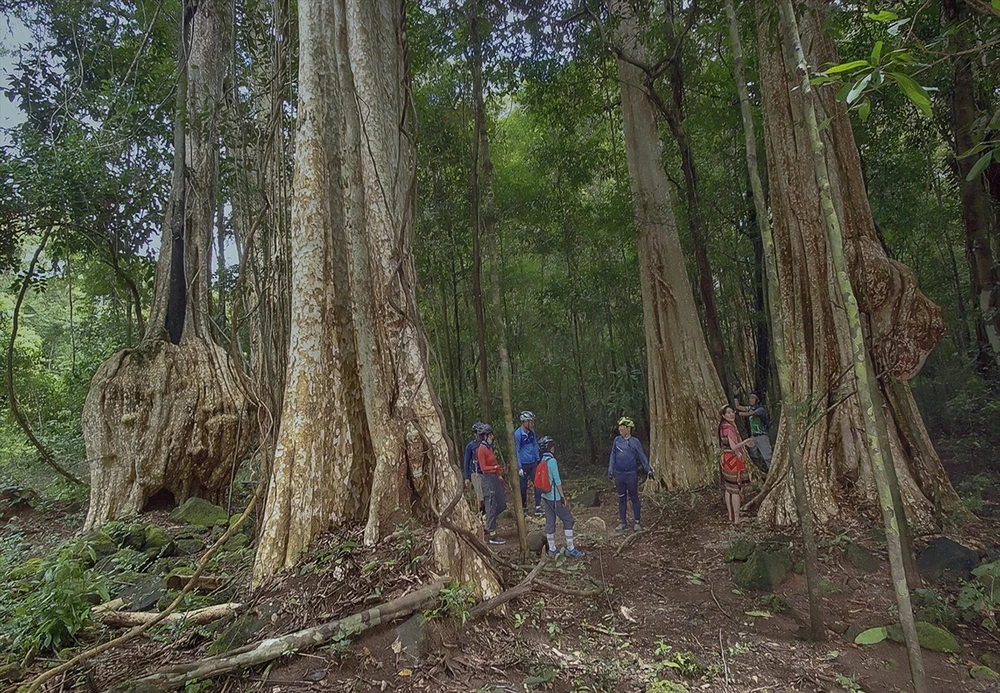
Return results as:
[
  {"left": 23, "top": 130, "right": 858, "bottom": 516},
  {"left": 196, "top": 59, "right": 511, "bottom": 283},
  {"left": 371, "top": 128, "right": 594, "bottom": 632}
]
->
[{"left": 719, "top": 405, "right": 756, "bottom": 524}]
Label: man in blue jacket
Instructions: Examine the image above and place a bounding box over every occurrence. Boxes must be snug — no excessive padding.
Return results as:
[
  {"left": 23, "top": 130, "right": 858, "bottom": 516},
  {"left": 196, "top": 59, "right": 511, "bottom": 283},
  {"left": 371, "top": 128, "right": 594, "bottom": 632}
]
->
[
  {"left": 463, "top": 422, "right": 486, "bottom": 520},
  {"left": 514, "top": 411, "right": 542, "bottom": 516},
  {"left": 608, "top": 417, "right": 654, "bottom": 532}
]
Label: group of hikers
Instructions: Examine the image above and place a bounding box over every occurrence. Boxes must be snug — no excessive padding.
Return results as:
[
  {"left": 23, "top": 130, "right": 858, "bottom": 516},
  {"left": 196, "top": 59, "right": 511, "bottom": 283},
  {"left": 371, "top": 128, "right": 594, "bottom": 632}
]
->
[{"left": 461, "top": 395, "right": 773, "bottom": 552}]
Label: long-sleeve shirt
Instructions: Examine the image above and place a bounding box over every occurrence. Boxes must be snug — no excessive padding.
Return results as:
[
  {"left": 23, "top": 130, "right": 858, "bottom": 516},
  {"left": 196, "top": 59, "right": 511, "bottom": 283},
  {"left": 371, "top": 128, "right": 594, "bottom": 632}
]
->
[
  {"left": 477, "top": 441, "right": 502, "bottom": 476},
  {"left": 540, "top": 453, "right": 563, "bottom": 502},
  {"left": 608, "top": 435, "right": 652, "bottom": 476},
  {"left": 463, "top": 439, "right": 480, "bottom": 479},
  {"left": 514, "top": 426, "right": 539, "bottom": 470}
]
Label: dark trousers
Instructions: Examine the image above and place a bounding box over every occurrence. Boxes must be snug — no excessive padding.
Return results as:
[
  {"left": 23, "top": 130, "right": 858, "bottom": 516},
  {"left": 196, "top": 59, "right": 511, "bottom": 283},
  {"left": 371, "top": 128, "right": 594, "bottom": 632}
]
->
[
  {"left": 614, "top": 470, "right": 640, "bottom": 524},
  {"left": 520, "top": 462, "right": 542, "bottom": 510},
  {"left": 482, "top": 473, "right": 506, "bottom": 534}
]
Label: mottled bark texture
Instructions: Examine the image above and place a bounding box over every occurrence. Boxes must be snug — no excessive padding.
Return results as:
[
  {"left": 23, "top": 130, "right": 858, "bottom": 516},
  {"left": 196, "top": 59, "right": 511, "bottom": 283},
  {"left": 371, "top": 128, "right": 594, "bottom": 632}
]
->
[
  {"left": 611, "top": 0, "right": 725, "bottom": 490},
  {"left": 254, "top": 0, "right": 498, "bottom": 597},
  {"left": 753, "top": 1, "right": 965, "bottom": 530},
  {"left": 83, "top": 0, "right": 255, "bottom": 529}
]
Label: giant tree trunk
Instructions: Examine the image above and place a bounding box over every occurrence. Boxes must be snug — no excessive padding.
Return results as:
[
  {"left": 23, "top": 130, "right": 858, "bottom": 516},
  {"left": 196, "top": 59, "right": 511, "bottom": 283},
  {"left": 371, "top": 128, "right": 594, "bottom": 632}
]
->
[
  {"left": 752, "top": 0, "right": 965, "bottom": 530},
  {"left": 611, "top": 0, "right": 725, "bottom": 490},
  {"left": 83, "top": 0, "right": 255, "bottom": 529},
  {"left": 254, "top": 0, "right": 499, "bottom": 597}
]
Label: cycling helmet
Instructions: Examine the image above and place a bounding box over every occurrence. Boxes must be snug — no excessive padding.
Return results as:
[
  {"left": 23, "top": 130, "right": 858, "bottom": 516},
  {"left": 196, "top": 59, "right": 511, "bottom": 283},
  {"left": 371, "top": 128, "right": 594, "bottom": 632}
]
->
[
  {"left": 472, "top": 422, "right": 485, "bottom": 435},
  {"left": 519, "top": 411, "right": 535, "bottom": 422},
  {"left": 617, "top": 417, "right": 635, "bottom": 429},
  {"left": 480, "top": 423, "right": 494, "bottom": 436},
  {"left": 538, "top": 436, "right": 555, "bottom": 453}
]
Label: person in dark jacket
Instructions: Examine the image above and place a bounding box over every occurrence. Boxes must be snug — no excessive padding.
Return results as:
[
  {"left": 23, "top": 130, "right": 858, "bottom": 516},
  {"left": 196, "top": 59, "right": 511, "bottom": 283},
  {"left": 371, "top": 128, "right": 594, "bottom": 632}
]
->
[
  {"left": 477, "top": 425, "right": 507, "bottom": 545},
  {"left": 514, "top": 410, "right": 542, "bottom": 515},
  {"left": 463, "top": 422, "right": 486, "bottom": 520},
  {"left": 607, "top": 417, "right": 654, "bottom": 532}
]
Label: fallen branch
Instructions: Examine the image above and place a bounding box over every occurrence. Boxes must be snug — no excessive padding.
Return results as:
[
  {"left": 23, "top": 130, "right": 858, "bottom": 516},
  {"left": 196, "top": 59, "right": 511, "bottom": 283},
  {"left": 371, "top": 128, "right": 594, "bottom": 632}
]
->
[
  {"left": 166, "top": 574, "right": 225, "bottom": 592},
  {"left": 101, "top": 603, "right": 240, "bottom": 628},
  {"left": 129, "top": 580, "right": 447, "bottom": 690},
  {"left": 20, "top": 473, "right": 268, "bottom": 693},
  {"left": 468, "top": 554, "right": 548, "bottom": 620},
  {"left": 91, "top": 598, "right": 126, "bottom": 615},
  {"left": 535, "top": 578, "right": 601, "bottom": 598}
]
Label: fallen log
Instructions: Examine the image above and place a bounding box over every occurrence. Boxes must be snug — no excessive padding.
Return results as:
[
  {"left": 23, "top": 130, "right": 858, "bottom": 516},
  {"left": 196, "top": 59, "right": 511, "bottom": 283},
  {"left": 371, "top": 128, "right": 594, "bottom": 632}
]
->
[
  {"left": 91, "top": 598, "right": 126, "bottom": 614},
  {"left": 468, "top": 555, "right": 547, "bottom": 620},
  {"left": 101, "top": 603, "right": 240, "bottom": 628},
  {"left": 129, "top": 580, "right": 447, "bottom": 690}
]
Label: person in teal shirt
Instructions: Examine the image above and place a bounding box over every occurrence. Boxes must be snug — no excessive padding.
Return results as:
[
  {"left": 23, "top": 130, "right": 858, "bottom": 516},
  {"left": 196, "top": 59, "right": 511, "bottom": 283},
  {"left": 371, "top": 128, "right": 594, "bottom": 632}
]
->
[{"left": 537, "top": 436, "right": 585, "bottom": 558}]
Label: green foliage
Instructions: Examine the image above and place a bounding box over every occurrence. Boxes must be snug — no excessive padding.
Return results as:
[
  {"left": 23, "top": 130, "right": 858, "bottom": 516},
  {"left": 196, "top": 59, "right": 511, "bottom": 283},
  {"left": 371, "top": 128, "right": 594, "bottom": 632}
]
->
[
  {"left": 958, "top": 561, "right": 1000, "bottom": 631},
  {"left": 853, "top": 626, "right": 888, "bottom": 645},
  {"left": 836, "top": 673, "right": 866, "bottom": 693},
  {"left": 0, "top": 540, "right": 109, "bottom": 663},
  {"left": 424, "top": 582, "right": 474, "bottom": 625}
]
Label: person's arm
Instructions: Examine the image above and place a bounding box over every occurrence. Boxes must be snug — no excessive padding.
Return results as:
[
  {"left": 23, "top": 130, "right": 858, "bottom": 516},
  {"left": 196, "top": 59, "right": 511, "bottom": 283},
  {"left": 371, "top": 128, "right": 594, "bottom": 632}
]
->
[
  {"left": 737, "top": 409, "right": 753, "bottom": 418},
  {"left": 550, "top": 459, "right": 567, "bottom": 505},
  {"left": 728, "top": 429, "right": 754, "bottom": 451},
  {"left": 633, "top": 438, "right": 653, "bottom": 476},
  {"left": 514, "top": 429, "right": 524, "bottom": 470},
  {"left": 608, "top": 441, "right": 616, "bottom": 478},
  {"left": 462, "top": 444, "right": 472, "bottom": 480}
]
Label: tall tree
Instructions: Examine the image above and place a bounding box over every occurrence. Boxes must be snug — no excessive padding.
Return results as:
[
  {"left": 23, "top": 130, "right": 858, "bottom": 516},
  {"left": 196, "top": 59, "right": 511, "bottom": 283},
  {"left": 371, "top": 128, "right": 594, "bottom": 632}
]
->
[
  {"left": 610, "top": 0, "right": 725, "bottom": 490},
  {"left": 751, "top": 0, "right": 966, "bottom": 532},
  {"left": 82, "top": 0, "right": 255, "bottom": 528},
  {"left": 254, "top": 0, "right": 499, "bottom": 596}
]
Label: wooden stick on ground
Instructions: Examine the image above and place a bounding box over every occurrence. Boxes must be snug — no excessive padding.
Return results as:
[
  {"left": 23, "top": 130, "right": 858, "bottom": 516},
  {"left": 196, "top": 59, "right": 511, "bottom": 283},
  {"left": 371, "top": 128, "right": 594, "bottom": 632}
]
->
[
  {"left": 101, "top": 603, "right": 240, "bottom": 628},
  {"left": 129, "top": 580, "right": 447, "bottom": 690},
  {"left": 468, "top": 554, "right": 548, "bottom": 620}
]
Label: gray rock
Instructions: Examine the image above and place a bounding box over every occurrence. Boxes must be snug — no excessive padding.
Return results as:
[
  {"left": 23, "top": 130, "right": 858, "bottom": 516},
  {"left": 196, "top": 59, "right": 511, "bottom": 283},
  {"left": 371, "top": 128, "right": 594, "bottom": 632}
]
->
[
  {"left": 724, "top": 539, "right": 756, "bottom": 563},
  {"left": 143, "top": 525, "right": 172, "bottom": 553},
  {"left": 917, "top": 537, "right": 979, "bottom": 582},
  {"left": 120, "top": 576, "right": 167, "bottom": 612},
  {"left": 733, "top": 549, "right": 791, "bottom": 592},
  {"left": 224, "top": 534, "right": 250, "bottom": 552},
  {"left": 845, "top": 542, "right": 879, "bottom": 573},
  {"left": 971, "top": 665, "right": 999, "bottom": 681},
  {"left": 170, "top": 497, "right": 229, "bottom": 528},
  {"left": 395, "top": 613, "right": 430, "bottom": 659},
  {"left": 174, "top": 538, "right": 206, "bottom": 556},
  {"left": 208, "top": 614, "right": 265, "bottom": 655},
  {"left": 527, "top": 530, "right": 547, "bottom": 554}
]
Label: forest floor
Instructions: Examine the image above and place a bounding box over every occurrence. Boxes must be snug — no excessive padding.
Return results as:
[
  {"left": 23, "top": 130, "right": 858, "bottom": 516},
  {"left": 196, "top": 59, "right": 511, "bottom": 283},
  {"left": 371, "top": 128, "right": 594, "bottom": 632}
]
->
[{"left": 4, "top": 461, "right": 1000, "bottom": 693}]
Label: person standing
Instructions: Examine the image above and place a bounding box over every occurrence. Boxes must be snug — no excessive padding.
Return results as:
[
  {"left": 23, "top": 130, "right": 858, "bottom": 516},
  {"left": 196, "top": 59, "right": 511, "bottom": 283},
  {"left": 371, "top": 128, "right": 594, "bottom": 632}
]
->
[
  {"left": 735, "top": 394, "right": 772, "bottom": 472},
  {"left": 463, "top": 422, "right": 486, "bottom": 520},
  {"left": 719, "top": 405, "right": 755, "bottom": 524},
  {"left": 607, "top": 417, "right": 654, "bottom": 532},
  {"left": 514, "top": 411, "right": 542, "bottom": 516},
  {"left": 537, "top": 436, "right": 585, "bottom": 558},
  {"left": 477, "top": 424, "right": 507, "bottom": 545}
]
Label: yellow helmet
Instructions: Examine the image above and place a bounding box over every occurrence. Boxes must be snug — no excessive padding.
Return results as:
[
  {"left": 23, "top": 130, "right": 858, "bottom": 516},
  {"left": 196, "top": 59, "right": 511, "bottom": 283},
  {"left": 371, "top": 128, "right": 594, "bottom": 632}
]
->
[{"left": 617, "top": 417, "right": 634, "bottom": 429}]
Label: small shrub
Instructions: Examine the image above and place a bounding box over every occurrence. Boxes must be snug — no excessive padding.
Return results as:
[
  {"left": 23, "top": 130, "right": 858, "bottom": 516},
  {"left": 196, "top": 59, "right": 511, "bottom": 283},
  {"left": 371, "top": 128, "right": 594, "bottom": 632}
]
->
[{"left": 424, "top": 582, "right": 473, "bottom": 624}]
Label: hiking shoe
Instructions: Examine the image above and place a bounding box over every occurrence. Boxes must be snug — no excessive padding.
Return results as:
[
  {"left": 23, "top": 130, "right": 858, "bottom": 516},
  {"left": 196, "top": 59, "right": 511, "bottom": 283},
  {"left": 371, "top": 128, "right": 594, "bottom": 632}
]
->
[
  {"left": 547, "top": 548, "right": 560, "bottom": 557},
  {"left": 565, "top": 548, "right": 586, "bottom": 558},
  {"left": 488, "top": 535, "right": 506, "bottom": 545},
  {"left": 534, "top": 506, "right": 543, "bottom": 516},
  {"left": 634, "top": 522, "right": 642, "bottom": 532},
  {"left": 614, "top": 523, "right": 627, "bottom": 532}
]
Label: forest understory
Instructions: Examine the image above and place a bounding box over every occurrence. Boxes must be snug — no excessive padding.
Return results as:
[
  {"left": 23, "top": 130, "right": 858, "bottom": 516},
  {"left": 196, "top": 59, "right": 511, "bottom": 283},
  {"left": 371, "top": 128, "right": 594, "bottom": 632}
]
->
[{"left": 3, "top": 446, "right": 1000, "bottom": 693}]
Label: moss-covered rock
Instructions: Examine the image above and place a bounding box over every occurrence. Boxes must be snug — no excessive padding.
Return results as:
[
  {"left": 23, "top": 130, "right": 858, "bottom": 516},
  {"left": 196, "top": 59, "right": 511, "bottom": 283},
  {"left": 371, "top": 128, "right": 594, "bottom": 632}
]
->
[
  {"left": 724, "top": 539, "right": 756, "bottom": 563},
  {"left": 143, "top": 525, "right": 172, "bottom": 552},
  {"left": 9, "top": 557, "right": 43, "bottom": 580},
  {"left": 980, "top": 653, "right": 1000, "bottom": 670},
  {"left": 174, "top": 537, "right": 206, "bottom": 556},
  {"left": 887, "top": 621, "right": 961, "bottom": 654},
  {"left": 170, "top": 497, "right": 229, "bottom": 528},
  {"left": 733, "top": 549, "right": 790, "bottom": 592},
  {"left": 81, "top": 530, "right": 119, "bottom": 560},
  {"left": 224, "top": 533, "right": 250, "bottom": 552},
  {"left": 208, "top": 614, "right": 265, "bottom": 655},
  {"left": 645, "top": 682, "right": 689, "bottom": 693},
  {"left": 971, "top": 665, "right": 999, "bottom": 680},
  {"left": 845, "top": 542, "right": 879, "bottom": 573}
]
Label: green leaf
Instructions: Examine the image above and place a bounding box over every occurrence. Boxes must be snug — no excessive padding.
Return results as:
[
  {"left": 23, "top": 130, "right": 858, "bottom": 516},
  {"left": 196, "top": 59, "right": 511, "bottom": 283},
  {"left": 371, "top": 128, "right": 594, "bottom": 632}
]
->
[
  {"left": 745, "top": 610, "right": 772, "bottom": 618},
  {"left": 847, "top": 73, "right": 873, "bottom": 104},
  {"left": 823, "top": 59, "right": 870, "bottom": 75},
  {"left": 866, "top": 10, "right": 899, "bottom": 21},
  {"left": 967, "top": 152, "right": 994, "bottom": 181},
  {"left": 871, "top": 40, "right": 884, "bottom": 64},
  {"left": 889, "top": 72, "right": 932, "bottom": 116},
  {"left": 854, "top": 626, "right": 888, "bottom": 644},
  {"left": 993, "top": 0, "right": 1000, "bottom": 11},
  {"left": 858, "top": 99, "right": 872, "bottom": 122}
]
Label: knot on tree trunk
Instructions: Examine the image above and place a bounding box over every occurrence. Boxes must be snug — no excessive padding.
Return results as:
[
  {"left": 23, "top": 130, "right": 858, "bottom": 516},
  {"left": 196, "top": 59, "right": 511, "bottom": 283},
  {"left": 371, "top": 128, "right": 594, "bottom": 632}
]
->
[{"left": 82, "top": 337, "right": 256, "bottom": 529}]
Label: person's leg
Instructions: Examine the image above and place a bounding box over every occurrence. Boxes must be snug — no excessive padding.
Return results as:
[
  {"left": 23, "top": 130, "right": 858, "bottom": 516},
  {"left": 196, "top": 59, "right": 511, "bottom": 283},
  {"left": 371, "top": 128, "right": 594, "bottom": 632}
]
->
[
  {"left": 724, "top": 490, "right": 734, "bottom": 523},
  {"left": 559, "top": 503, "right": 577, "bottom": 550},
  {"left": 627, "top": 472, "right": 641, "bottom": 526},
  {"left": 755, "top": 435, "right": 773, "bottom": 472},
  {"left": 614, "top": 474, "right": 628, "bottom": 528},
  {"left": 533, "top": 481, "right": 543, "bottom": 514},
  {"left": 519, "top": 464, "right": 531, "bottom": 509},
  {"left": 544, "top": 499, "right": 557, "bottom": 553},
  {"left": 472, "top": 473, "right": 484, "bottom": 517},
  {"left": 733, "top": 490, "right": 743, "bottom": 524}
]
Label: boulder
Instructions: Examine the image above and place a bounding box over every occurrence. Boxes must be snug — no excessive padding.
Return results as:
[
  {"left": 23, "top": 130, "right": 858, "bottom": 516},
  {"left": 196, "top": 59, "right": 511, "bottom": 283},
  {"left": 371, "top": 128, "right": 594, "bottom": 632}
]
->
[
  {"left": 143, "top": 525, "right": 172, "bottom": 552},
  {"left": 887, "top": 621, "right": 960, "bottom": 654},
  {"left": 733, "top": 549, "right": 791, "bottom": 592},
  {"left": 224, "top": 534, "right": 250, "bottom": 552},
  {"left": 120, "top": 576, "right": 167, "bottom": 612},
  {"left": 527, "top": 530, "right": 547, "bottom": 554},
  {"left": 980, "top": 653, "right": 1000, "bottom": 670},
  {"left": 170, "top": 497, "right": 229, "bottom": 528},
  {"left": 115, "top": 523, "right": 147, "bottom": 551},
  {"left": 395, "top": 613, "right": 430, "bottom": 659},
  {"left": 845, "top": 543, "right": 879, "bottom": 573},
  {"left": 917, "top": 537, "right": 979, "bottom": 582},
  {"left": 971, "top": 666, "right": 999, "bottom": 681},
  {"left": 81, "top": 530, "right": 119, "bottom": 560},
  {"left": 724, "top": 539, "right": 756, "bottom": 563},
  {"left": 174, "top": 537, "right": 206, "bottom": 556},
  {"left": 208, "top": 614, "right": 265, "bottom": 655},
  {"left": 583, "top": 516, "right": 607, "bottom": 534}
]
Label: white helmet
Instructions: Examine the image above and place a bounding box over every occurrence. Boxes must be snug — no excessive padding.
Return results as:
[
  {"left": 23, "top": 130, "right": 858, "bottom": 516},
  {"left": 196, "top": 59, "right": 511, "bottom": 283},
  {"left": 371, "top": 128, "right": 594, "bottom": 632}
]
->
[{"left": 519, "top": 411, "right": 535, "bottom": 422}]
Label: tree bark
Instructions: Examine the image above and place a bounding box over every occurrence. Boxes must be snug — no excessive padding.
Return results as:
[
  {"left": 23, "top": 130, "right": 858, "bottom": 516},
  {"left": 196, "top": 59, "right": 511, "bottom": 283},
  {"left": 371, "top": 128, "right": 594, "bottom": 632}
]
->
[
  {"left": 751, "top": 0, "right": 966, "bottom": 532},
  {"left": 82, "top": 0, "right": 255, "bottom": 529},
  {"left": 254, "top": 0, "right": 499, "bottom": 597},
  {"left": 943, "top": 0, "right": 1000, "bottom": 371},
  {"left": 610, "top": 0, "right": 725, "bottom": 491}
]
